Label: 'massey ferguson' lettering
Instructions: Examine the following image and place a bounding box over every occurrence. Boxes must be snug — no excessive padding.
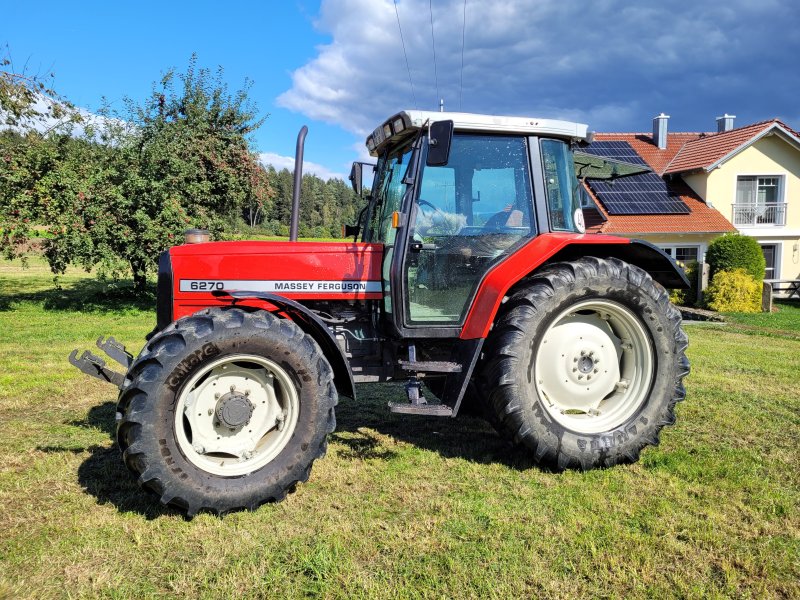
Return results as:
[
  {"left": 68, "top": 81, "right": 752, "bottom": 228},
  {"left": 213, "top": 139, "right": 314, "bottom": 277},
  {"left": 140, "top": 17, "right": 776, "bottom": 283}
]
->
[{"left": 179, "top": 279, "right": 382, "bottom": 294}]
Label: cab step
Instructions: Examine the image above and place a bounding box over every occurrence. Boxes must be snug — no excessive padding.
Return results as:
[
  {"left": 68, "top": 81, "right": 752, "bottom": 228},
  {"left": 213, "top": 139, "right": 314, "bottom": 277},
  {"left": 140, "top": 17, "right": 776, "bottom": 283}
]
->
[
  {"left": 398, "top": 360, "right": 462, "bottom": 373},
  {"left": 387, "top": 376, "right": 454, "bottom": 417},
  {"left": 388, "top": 402, "right": 453, "bottom": 416}
]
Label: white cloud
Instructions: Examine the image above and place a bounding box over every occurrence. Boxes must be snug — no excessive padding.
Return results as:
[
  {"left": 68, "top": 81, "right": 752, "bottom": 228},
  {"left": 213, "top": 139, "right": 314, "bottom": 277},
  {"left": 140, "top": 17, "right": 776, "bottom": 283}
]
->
[
  {"left": 259, "top": 152, "right": 348, "bottom": 181},
  {"left": 277, "top": 0, "right": 800, "bottom": 136}
]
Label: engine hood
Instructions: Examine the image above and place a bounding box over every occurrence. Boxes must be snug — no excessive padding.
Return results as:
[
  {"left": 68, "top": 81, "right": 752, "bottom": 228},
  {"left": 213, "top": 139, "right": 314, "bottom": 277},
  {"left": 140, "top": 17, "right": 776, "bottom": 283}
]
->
[{"left": 169, "top": 241, "right": 384, "bottom": 319}]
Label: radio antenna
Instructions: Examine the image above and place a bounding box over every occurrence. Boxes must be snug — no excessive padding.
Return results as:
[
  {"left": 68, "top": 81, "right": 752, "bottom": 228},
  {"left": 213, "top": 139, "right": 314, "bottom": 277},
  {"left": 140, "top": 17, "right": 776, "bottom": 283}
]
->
[
  {"left": 393, "top": 1, "right": 417, "bottom": 109},
  {"left": 429, "top": 0, "right": 439, "bottom": 110}
]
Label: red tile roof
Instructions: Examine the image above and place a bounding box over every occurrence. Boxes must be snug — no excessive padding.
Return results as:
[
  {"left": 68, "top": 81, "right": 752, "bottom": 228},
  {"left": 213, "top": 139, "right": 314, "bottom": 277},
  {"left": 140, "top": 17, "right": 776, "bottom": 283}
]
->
[
  {"left": 584, "top": 132, "right": 735, "bottom": 235},
  {"left": 664, "top": 119, "right": 798, "bottom": 174}
]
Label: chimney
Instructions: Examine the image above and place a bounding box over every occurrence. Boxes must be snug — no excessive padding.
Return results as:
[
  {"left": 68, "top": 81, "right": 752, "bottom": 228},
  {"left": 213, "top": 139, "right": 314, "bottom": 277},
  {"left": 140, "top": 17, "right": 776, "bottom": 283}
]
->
[
  {"left": 716, "top": 114, "right": 736, "bottom": 132},
  {"left": 652, "top": 113, "right": 669, "bottom": 149}
]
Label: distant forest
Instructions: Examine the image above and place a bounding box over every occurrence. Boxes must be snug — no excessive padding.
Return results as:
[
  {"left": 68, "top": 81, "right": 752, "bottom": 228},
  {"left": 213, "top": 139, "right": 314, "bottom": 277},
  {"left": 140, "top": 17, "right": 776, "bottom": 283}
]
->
[{"left": 258, "top": 165, "right": 363, "bottom": 239}]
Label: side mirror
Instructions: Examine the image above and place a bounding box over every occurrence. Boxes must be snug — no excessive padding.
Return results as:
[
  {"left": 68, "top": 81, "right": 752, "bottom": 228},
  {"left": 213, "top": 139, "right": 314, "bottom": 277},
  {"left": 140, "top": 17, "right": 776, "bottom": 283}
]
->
[
  {"left": 349, "top": 162, "right": 363, "bottom": 196},
  {"left": 343, "top": 224, "right": 360, "bottom": 238},
  {"left": 426, "top": 120, "right": 454, "bottom": 166}
]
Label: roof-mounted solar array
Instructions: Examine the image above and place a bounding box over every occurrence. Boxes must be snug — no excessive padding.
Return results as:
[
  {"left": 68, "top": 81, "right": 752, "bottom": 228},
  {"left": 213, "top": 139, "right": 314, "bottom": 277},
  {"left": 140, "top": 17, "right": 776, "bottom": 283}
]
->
[
  {"left": 580, "top": 140, "right": 648, "bottom": 166},
  {"left": 581, "top": 141, "right": 690, "bottom": 215}
]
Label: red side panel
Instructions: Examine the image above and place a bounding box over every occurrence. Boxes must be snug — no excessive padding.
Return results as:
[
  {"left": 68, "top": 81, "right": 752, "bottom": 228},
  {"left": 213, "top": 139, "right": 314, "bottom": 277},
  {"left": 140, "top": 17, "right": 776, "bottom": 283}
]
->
[
  {"left": 170, "top": 241, "right": 383, "bottom": 321},
  {"left": 460, "top": 233, "right": 630, "bottom": 339}
]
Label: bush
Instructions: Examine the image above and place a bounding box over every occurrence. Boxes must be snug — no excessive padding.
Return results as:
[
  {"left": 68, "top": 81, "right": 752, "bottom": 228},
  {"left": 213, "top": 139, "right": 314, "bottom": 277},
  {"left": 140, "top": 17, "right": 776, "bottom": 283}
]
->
[
  {"left": 706, "top": 234, "right": 766, "bottom": 281},
  {"left": 705, "top": 269, "right": 762, "bottom": 313},
  {"left": 669, "top": 260, "right": 699, "bottom": 306}
]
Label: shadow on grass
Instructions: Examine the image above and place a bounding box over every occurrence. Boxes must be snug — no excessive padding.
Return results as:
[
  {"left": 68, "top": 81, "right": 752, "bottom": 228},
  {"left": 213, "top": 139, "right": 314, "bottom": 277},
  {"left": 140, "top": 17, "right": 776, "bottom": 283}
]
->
[
  {"left": 332, "top": 383, "right": 542, "bottom": 471},
  {"left": 0, "top": 277, "right": 155, "bottom": 313},
  {"left": 38, "top": 401, "right": 174, "bottom": 519},
  {"left": 44, "top": 384, "right": 541, "bottom": 518}
]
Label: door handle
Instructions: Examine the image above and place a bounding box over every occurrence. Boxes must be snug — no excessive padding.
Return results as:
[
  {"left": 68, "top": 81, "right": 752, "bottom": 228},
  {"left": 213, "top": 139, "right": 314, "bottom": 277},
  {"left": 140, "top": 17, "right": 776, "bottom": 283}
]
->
[{"left": 409, "top": 242, "right": 437, "bottom": 252}]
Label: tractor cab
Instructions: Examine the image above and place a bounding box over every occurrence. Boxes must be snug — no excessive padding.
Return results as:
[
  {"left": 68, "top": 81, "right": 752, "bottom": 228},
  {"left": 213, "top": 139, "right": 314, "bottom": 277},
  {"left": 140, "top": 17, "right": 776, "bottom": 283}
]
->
[{"left": 350, "top": 111, "right": 591, "bottom": 337}]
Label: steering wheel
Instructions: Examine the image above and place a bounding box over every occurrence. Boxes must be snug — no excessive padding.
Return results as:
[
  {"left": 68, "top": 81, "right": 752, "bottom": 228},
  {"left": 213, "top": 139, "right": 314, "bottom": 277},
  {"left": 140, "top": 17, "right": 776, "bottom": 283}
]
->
[
  {"left": 418, "top": 198, "right": 444, "bottom": 216},
  {"left": 415, "top": 199, "right": 452, "bottom": 234}
]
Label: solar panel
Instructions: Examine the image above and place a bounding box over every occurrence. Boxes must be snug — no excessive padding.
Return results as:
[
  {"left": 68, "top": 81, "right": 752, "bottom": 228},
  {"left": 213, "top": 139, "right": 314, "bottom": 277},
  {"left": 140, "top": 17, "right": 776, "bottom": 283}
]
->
[
  {"left": 582, "top": 141, "right": 690, "bottom": 215},
  {"left": 579, "top": 140, "right": 648, "bottom": 166}
]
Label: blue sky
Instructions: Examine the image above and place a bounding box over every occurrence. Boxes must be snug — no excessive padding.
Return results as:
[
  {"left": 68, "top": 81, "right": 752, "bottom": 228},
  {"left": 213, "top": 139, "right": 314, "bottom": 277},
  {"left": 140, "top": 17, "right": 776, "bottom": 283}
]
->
[{"left": 4, "top": 0, "right": 800, "bottom": 180}]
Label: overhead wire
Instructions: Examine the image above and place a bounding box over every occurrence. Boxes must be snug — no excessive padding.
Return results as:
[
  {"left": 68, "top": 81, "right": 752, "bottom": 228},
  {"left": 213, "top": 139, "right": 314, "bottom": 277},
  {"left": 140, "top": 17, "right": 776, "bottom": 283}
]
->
[
  {"left": 393, "top": 1, "right": 418, "bottom": 109},
  {"left": 459, "top": 0, "right": 466, "bottom": 111},
  {"left": 429, "top": 0, "right": 439, "bottom": 109}
]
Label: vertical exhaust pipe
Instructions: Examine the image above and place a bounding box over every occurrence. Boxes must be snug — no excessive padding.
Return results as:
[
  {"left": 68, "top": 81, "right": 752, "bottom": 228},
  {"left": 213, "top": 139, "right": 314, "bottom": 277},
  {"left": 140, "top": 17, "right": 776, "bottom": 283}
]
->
[{"left": 289, "top": 125, "right": 308, "bottom": 241}]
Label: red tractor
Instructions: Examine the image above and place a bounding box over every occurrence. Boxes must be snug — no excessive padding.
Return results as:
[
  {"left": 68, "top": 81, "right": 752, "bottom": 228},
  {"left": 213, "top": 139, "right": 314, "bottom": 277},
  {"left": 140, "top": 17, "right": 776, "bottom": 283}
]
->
[{"left": 71, "top": 111, "right": 689, "bottom": 515}]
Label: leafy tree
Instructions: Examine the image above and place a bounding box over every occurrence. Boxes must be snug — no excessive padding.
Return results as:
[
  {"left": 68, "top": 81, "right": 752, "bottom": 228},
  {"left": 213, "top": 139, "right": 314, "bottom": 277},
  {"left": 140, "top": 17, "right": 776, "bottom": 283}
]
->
[
  {"left": 1, "top": 55, "right": 274, "bottom": 291},
  {"left": 1, "top": 45, "right": 80, "bottom": 132}
]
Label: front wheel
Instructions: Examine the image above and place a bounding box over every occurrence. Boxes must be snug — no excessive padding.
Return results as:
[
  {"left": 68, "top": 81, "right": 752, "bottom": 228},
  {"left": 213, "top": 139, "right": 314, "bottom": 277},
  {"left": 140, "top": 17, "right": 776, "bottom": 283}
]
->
[
  {"left": 478, "top": 257, "right": 689, "bottom": 469},
  {"left": 116, "top": 308, "right": 337, "bottom": 515}
]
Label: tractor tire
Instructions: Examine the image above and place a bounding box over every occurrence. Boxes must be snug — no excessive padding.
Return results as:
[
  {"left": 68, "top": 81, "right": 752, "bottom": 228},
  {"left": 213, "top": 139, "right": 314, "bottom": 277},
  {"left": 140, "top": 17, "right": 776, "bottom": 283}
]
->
[
  {"left": 116, "top": 307, "right": 337, "bottom": 515},
  {"left": 478, "top": 257, "right": 689, "bottom": 470}
]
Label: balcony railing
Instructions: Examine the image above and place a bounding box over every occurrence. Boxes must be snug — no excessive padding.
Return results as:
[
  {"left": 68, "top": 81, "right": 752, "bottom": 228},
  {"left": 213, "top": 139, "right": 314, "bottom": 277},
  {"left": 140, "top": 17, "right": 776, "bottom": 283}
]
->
[{"left": 732, "top": 202, "right": 787, "bottom": 227}]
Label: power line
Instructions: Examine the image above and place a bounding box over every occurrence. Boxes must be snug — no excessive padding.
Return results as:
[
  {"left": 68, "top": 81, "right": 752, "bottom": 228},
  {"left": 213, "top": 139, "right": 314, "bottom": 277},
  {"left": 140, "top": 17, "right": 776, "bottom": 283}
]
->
[
  {"left": 393, "top": 1, "right": 417, "bottom": 109},
  {"left": 429, "top": 0, "right": 439, "bottom": 109},
  {"left": 459, "top": 0, "right": 466, "bottom": 111}
]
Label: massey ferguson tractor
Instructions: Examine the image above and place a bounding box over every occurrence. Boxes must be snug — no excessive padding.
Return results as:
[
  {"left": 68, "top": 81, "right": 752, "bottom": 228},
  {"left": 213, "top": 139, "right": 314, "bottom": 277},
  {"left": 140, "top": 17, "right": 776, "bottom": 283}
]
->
[{"left": 71, "top": 111, "right": 689, "bottom": 515}]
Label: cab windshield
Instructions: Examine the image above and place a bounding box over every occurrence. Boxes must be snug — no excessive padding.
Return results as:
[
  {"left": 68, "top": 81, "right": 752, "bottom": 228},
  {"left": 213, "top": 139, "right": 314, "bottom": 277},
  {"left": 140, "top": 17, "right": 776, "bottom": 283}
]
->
[{"left": 364, "top": 138, "right": 415, "bottom": 243}]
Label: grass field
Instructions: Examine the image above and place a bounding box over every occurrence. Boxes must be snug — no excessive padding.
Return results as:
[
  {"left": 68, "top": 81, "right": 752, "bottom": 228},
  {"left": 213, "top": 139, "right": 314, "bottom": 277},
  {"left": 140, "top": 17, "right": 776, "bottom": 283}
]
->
[{"left": 0, "top": 260, "right": 798, "bottom": 598}]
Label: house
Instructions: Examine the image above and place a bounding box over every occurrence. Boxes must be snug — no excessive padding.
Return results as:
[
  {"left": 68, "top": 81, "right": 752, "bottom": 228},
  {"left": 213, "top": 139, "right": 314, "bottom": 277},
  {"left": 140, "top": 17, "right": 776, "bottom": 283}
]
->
[
  {"left": 583, "top": 114, "right": 800, "bottom": 284},
  {"left": 664, "top": 117, "right": 800, "bottom": 282}
]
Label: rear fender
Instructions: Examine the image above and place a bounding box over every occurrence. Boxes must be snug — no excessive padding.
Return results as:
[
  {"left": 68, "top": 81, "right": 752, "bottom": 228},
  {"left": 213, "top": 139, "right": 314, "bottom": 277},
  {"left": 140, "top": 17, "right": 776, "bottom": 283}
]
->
[
  {"left": 461, "top": 234, "right": 688, "bottom": 339},
  {"left": 545, "top": 239, "right": 690, "bottom": 290},
  {"left": 227, "top": 291, "right": 356, "bottom": 400}
]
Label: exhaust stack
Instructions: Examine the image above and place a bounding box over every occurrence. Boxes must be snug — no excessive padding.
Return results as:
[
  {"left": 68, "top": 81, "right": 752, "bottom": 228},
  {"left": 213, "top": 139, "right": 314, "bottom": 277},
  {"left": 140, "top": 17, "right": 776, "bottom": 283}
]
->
[{"left": 289, "top": 125, "right": 308, "bottom": 242}]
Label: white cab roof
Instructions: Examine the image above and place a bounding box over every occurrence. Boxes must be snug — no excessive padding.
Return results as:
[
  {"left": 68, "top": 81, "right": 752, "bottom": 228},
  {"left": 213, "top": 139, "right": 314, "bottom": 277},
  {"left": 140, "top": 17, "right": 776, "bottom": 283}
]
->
[
  {"left": 401, "top": 110, "right": 588, "bottom": 139},
  {"left": 366, "top": 110, "right": 589, "bottom": 155}
]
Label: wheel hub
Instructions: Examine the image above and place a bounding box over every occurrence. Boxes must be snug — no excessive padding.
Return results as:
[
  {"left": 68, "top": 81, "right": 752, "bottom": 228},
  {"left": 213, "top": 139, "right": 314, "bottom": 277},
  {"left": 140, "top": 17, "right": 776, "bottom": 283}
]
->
[
  {"left": 577, "top": 354, "right": 595, "bottom": 374},
  {"left": 215, "top": 391, "right": 255, "bottom": 429},
  {"left": 533, "top": 300, "right": 654, "bottom": 434},
  {"left": 175, "top": 356, "right": 300, "bottom": 477}
]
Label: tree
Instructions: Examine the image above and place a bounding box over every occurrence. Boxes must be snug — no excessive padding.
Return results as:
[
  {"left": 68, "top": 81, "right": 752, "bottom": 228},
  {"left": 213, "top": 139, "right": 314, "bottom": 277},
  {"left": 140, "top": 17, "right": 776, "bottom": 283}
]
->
[
  {"left": 1, "top": 45, "right": 81, "bottom": 133},
  {"left": 1, "top": 55, "right": 274, "bottom": 291}
]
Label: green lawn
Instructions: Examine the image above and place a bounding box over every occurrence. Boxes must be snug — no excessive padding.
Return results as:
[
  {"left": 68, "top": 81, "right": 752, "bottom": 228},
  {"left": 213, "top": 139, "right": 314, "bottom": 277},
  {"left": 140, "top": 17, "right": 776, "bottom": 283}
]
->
[
  {"left": 722, "top": 300, "right": 800, "bottom": 336},
  {"left": 1, "top": 262, "right": 798, "bottom": 598}
]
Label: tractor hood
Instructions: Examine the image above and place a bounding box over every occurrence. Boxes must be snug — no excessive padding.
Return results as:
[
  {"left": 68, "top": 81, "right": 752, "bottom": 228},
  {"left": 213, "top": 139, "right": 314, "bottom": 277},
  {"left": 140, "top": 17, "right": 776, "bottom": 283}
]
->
[{"left": 167, "top": 241, "right": 384, "bottom": 322}]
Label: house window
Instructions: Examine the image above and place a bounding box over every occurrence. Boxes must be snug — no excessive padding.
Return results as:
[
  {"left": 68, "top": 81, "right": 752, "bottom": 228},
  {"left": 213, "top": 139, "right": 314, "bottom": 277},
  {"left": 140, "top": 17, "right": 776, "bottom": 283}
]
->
[
  {"left": 760, "top": 244, "right": 778, "bottom": 279},
  {"left": 661, "top": 246, "right": 700, "bottom": 265},
  {"left": 734, "top": 176, "right": 786, "bottom": 226}
]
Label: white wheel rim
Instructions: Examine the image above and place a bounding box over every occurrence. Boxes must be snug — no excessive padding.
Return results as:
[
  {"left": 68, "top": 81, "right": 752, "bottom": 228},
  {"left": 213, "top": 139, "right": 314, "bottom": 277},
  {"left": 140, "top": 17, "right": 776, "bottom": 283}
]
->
[
  {"left": 533, "top": 299, "right": 654, "bottom": 434},
  {"left": 174, "top": 354, "right": 300, "bottom": 476}
]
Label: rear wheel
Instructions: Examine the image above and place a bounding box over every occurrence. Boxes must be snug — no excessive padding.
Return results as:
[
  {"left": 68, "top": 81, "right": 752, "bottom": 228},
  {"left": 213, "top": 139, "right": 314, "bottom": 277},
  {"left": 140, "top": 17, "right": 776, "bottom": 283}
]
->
[
  {"left": 478, "top": 257, "right": 688, "bottom": 469},
  {"left": 117, "top": 308, "right": 337, "bottom": 515}
]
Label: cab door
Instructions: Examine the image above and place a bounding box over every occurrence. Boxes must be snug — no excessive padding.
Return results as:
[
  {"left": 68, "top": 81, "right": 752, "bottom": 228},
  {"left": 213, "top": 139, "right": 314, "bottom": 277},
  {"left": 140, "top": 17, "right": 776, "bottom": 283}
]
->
[{"left": 397, "top": 134, "right": 536, "bottom": 330}]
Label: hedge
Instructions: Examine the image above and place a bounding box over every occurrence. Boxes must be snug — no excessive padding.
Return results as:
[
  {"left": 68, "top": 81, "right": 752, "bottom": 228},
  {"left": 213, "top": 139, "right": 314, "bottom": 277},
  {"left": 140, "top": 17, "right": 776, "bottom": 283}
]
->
[{"left": 706, "top": 234, "right": 766, "bottom": 281}]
